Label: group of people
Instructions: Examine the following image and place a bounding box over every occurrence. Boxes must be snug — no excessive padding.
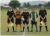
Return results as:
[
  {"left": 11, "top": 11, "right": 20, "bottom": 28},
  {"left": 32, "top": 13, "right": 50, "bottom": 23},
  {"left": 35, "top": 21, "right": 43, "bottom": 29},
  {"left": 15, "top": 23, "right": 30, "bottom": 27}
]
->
[{"left": 7, "top": 7, "right": 48, "bottom": 32}]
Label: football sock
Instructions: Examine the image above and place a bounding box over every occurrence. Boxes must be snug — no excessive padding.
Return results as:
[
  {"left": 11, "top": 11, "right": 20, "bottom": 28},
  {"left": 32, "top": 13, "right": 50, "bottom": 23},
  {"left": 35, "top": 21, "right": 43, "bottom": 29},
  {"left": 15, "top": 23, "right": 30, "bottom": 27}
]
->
[
  {"left": 45, "top": 26, "right": 48, "bottom": 31},
  {"left": 27, "top": 27, "right": 29, "bottom": 32},
  {"left": 31, "top": 25, "right": 33, "bottom": 32},
  {"left": 12, "top": 26, "right": 14, "bottom": 31},
  {"left": 39, "top": 26, "right": 42, "bottom": 32},
  {"left": 23, "top": 27, "right": 25, "bottom": 31},
  {"left": 7, "top": 28, "right": 9, "bottom": 32}
]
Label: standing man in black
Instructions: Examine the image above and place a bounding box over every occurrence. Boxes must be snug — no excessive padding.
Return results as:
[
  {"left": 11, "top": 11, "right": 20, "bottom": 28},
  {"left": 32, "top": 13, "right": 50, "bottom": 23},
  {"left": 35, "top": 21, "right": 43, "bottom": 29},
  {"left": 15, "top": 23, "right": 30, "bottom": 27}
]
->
[
  {"left": 22, "top": 8, "right": 29, "bottom": 32},
  {"left": 39, "top": 6, "right": 48, "bottom": 32},
  {"left": 7, "top": 8, "right": 15, "bottom": 32},
  {"left": 15, "top": 9, "right": 22, "bottom": 32}
]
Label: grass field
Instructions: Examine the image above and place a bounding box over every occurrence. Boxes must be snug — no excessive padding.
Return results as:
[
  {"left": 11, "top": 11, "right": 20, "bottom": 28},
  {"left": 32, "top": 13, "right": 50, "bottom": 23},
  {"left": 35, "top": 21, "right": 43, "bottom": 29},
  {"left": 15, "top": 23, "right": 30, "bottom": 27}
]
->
[{"left": 1, "top": 8, "right": 50, "bottom": 36}]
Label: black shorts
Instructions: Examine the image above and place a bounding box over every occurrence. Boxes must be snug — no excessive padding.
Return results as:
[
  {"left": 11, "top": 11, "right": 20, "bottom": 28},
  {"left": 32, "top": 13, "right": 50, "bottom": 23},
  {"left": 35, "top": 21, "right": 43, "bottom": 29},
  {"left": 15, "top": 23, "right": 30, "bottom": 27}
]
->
[
  {"left": 15, "top": 19, "right": 21, "bottom": 25},
  {"left": 40, "top": 17, "right": 47, "bottom": 22},
  {"left": 7, "top": 18, "right": 14, "bottom": 23},
  {"left": 23, "top": 19, "right": 29, "bottom": 24},
  {"left": 31, "top": 21, "right": 37, "bottom": 25}
]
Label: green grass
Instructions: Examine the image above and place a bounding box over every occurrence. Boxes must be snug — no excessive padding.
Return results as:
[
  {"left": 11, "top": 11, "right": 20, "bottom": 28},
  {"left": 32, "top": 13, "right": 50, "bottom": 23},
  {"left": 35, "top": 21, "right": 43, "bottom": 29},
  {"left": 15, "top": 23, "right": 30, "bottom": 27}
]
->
[{"left": 1, "top": 8, "right": 50, "bottom": 36}]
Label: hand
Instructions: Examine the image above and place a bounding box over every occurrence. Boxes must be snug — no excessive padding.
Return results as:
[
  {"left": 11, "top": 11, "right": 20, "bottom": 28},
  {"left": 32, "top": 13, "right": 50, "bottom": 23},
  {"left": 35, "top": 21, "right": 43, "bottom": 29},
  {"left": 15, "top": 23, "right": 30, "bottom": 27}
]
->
[
  {"left": 40, "top": 16, "right": 44, "bottom": 21},
  {"left": 42, "top": 18, "right": 44, "bottom": 20},
  {"left": 44, "top": 17, "right": 45, "bottom": 19},
  {"left": 31, "top": 18, "right": 32, "bottom": 20},
  {"left": 21, "top": 16, "right": 24, "bottom": 21},
  {"left": 9, "top": 18, "right": 11, "bottom": 21}
]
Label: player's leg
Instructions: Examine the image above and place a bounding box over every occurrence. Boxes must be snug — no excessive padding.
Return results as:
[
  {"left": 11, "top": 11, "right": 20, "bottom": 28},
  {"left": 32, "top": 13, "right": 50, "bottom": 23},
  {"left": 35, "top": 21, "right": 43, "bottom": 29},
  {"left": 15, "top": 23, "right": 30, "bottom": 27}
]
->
[
  {"left": 16, "top": 24, "right": 20, "bottom": 32},
  {"left": 15, "top": 19, "right": 18, "bottom": 31},
  {"left": 15, "top": 19, "right": 22, "bottom": 32},
  {"left": 26, "top": 20, "right": 29, "bottom": 32},
  {"left": 16, "top": 24, "right": 19, "bottom": 31},
  {"left": 45, "top": 22, "right": 48, "bottom": 32},
  {"left": 7, "top": 24, "right": 10, "bottom": 32},
  {"left": 11, "top": 23, "right": 15, "bottom": 32},
  {"left": 11, "top": 18, "right": 15, "bottom": 32},
  {"left": 21, "top": 17, "right": 24, "bottom": 32},
  {"left": 20, "top": 24, "right": 22, "bottom": 32},
  {"left": 23, "top": 20, "right": 25, "bottom": 32},
  {"left": 44, "top": 18, "right": 48, "bottom": 32},
  {"left": 7, "top": 18, "right": 10, "bottom": 32},
  {"left": 27, "top": 24, "right": 29, "bottom": 32},
  {"left": 19, "top": 19, "right": 22, "bottom": 32},
  {"left": 31, "top": 21, "right": 33, "bottom": 32},
  {"left": 39, "top": 18, "right": 42, "bottom": 32},
  {"left": 39, "top": 23, "right": 42, "bottom": 32},
  {"left": 35, "top": 22, "right": 38, "bottom": 32}
]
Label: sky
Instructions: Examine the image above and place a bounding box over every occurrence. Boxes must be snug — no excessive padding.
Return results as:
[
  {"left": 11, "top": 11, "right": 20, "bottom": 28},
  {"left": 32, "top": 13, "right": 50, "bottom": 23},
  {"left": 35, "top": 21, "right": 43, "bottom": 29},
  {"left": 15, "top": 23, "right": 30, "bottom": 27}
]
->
[{"left": 0, "top": 0, "right": 50, "bottom": 4}]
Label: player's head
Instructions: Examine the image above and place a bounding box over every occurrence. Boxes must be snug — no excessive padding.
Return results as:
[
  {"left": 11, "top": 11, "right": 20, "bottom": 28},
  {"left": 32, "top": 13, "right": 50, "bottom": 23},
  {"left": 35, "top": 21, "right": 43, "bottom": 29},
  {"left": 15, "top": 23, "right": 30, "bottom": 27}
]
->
[
  {"left": 17, "top": 8, "right": 20, "bottom": 11},
  {"left": 9, "top": 7, "right": 13, "bottom": 11},
  {"left": 17, "top": 8, "right": 20, "bottom": 12},
  {"left": 24, "top": 8, "right": 27, "bottom": 12},
  {"left": 21, "top": 8, "right": 24, "bottom": 13},
  {"left": 32, "top": 8, "right": 35, "bottom": 12},
  {"left": 40, "top": 6, "right": 45, "bottom": 10},
  {"left": 27, "top": 8, "right": 30, "bottom": 12},
  {"left": 16, "top": 8, "right": 20, "bottom": 13}
]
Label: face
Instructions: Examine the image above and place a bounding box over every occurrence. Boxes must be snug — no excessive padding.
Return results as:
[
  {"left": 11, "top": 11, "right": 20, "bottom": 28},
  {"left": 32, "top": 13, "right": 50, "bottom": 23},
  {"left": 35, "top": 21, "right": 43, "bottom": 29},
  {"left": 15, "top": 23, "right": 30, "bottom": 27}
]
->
[
  {"left": 24, "top": 9, "right": 26, "bottom": 12},
  {"left": 40, "top": 6, "right": 45, "bottom": 10},
  {"left": 24, "top": 8, "right": 27, "bottom": 12},
  {"left": 9, "top": 9, "right": 12, "bottom": 11},
  {"left": 32, "top": 9, "right": 35, "bottom": 12}
]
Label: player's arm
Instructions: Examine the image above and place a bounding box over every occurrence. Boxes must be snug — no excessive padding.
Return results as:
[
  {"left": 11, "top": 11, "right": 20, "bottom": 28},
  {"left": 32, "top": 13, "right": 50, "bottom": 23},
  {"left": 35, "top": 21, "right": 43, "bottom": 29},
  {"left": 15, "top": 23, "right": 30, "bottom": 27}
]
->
[
  {"left": 12, "top": 11, "right": 14, "bottom": 18},
  {"left": 36, "top": 12, "right": 38, "bottom": 18},
  {"left": 44, "top": 10, "right": 47, "bottom": 19},
  {"left": 13, "top": 11, "right": 15, "bottom": 17},
  {"left": 7, "top": 11, "right": 11, "bottom": 21},
  {"left": 14, "top": 11, "right": 17, "bottom": 18},
  {"left": 29, "top": 12, "right": 32, "bottom": 21},
  {"left": 10, "top": 11, "right": 14, "bottom": 20},
  {"left": 21, "top": 12, "right": 24, "bottom": 18},
  {"left": 29, "top": 13, "right": 31, "bottom": 18},
  {"left": 7, "top": 11, "right": 9, "bottom": 18},
  {"left": 39, "top": 10, "right": 44, "bottom": 20},
  {"left": 29, "top": 12, "right": 30, "bottom": 19}
]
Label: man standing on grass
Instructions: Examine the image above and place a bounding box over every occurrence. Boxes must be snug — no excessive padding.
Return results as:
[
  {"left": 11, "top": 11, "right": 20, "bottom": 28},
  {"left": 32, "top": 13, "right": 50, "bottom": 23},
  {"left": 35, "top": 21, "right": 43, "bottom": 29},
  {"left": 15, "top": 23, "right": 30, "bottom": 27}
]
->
[
  {"left": 30, "top": 9, "right": 38, "bottom": 32},
  {"left": 15, "top": 8, "right": 22, "bottom": 32},
  {"left": 22, "top": 8, "right": 29, "bottom": 32},
  {"left": 39, "top": 6, "right": 48, "bottom": 32},
  {"left": 7, "top": 8, "right": 15, "bottom": 32}
]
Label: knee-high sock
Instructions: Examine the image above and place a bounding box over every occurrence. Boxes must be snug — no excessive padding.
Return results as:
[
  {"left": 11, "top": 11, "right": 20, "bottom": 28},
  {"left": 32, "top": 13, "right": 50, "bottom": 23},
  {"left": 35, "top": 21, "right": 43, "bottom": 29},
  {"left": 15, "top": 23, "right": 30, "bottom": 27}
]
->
[
  {"left": 35, "top": 24, "right": 38, "bottom": 32},
  {"left": 39, "top": 26, "right": 42, "bottom": 32},
  {"left": 12, "top": 26, "right": 14, "bottom": 31},
  {"left": 23, "top": 27, "right": 25, "bottom": 31},
  {"left": 31, "top": 24, "right": 33, "bottom": 31},
  {"left": 45, "top": 26, "right": 48, "bottom": 31},
  {"left": 27, "top": 26, "right": 29, "bottom": 31}
]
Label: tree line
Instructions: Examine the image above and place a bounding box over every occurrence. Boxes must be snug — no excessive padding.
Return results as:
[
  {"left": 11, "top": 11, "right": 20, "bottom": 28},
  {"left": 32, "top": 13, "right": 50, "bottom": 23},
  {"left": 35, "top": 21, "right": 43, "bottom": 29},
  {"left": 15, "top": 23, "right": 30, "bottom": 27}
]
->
[{"left": 3, "top": 0, "right": 50, "bottom": 9}]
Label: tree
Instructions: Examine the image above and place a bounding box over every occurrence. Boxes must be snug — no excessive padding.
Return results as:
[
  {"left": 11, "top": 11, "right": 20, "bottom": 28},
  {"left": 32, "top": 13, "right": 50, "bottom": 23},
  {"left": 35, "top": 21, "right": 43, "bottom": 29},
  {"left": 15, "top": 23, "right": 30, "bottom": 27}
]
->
[
  {"left": 38, "top": 4, "right": 43, "bottom": 7},
  {"left": 23, "top": 2, "right": 31, "bottom": 8},
  {"left": 23, "top": 3, "right": 27, "bottom": 7},
  {"left": 26, "top": 2, "right": 31, "bottom": 7},
  {"left": 47, "top": 2, "right": 50, "bottom": 7},
  {"left": 44, "top": 2, "right": 50, "bottom": 8},
  {"left": 9, "top": 0, "right": 20, "bottom": 9}
]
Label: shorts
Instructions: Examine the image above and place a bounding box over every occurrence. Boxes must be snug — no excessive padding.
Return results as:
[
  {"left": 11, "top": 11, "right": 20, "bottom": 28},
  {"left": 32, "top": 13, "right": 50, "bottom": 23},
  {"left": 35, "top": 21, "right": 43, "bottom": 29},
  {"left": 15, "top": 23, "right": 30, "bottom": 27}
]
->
[
  {"left": 23, "top": 19, "right": 29, "bottom": 24},
  {"left": 15, "top": 19, "right": 21, "bottom": 25},
  {"left": 7, "top": 18, "right": 14, "bottom": 24},
  {"left": 31, "top": 20, "right": 37, "bottom": 25},
  {"left": 8, "top": 23, "right": 14, "bottom": 27},
  {"left": 40, "top": 17, "right": 47, "bottom": 22}
]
